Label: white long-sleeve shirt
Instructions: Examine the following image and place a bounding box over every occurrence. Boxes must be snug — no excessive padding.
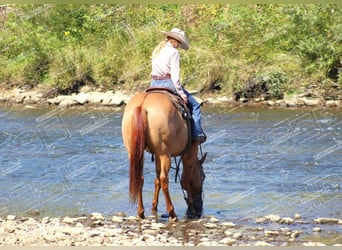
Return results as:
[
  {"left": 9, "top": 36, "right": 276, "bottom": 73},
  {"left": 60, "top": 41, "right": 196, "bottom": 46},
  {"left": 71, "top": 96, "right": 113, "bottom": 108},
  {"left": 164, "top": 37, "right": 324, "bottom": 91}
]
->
[{"left": 151, "top": 42, "right": 186, "bottom": 99}]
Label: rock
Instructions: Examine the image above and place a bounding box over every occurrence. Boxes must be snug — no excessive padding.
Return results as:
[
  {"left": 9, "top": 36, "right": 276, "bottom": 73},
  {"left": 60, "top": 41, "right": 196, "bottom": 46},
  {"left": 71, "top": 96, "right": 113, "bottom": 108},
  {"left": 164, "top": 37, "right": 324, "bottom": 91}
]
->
[
  {"left": 221, "top": 221, "right": 236, "bottom": 227},
  {"left": 303, "top": 98, "right": 321, "bottom": 107},
  {"left": 47, "top": 97, "right": 60, "bottom": 105},
  {"left": 199, "top": 237, "right": 210, "bottom": 242},
  {"left": 91, "top": 213, "right": 105, "bottom": 221},
  {"left": 279, "top": 217, "right": 294, "bottom": 224},
  {"left": 204, "top": 223, "right": 217, "bottom": 228},
  {"left": 255, "top": 217, "right": 267, "bottom": 224},
  {"left": 264, "top": 230, "right": 279, "bottom": 237},
  {"left": 219, "top": 237, "right": 236, "bottom": 245},
  {"left": 285, "top": 100, "right": 298, "bottom": 107},
  {"left": 313, "top": 227, "right": 321, "bottom": 232},
  {"left": 44, "top": 234, "right": 57, "bottom": 242},
  {"left": 314, "top": 217, "right": 340, "bottom": 224},
  {"left": 255, "top": 241, "right": 272, "bottom": 246},
  {"left": 5, "top": 225, "right": 16, "bottom": 233},
  {"left": 142, "top": 229, "right": 156, "bottom": 235},
  {"left": 6, "top": 215, "right": 16, "bottom": 220},
  {"left": 232, "top": 232, "right": 242, "bottom": 239},
  {"left": 326, "top": 100, "right": 338, "bottom": 107},
  {"left": 89, "top": 230, "right": 102, "bottom": 237},
  {"left": 151, "top": 222, "right": 166, "bottom": 229},
  {"left": 59, "top": 98, "right": 77, "bottom": 108},
  {"left": 92, "top": 220, "right": 104, "bottom": 226},
  {"left": 111, "top": 216, "right": 123, "bottom": 223},
  {"left": 73, "top": 93, "right": 89, "bottom": 105},
  {"left": 209, "top": 217, "right": 219, "bottom": 223},
  {"left": 276, "top": 99, "right": 285, "bottom": 106},
  {"left": 265, "top": 214, "right": 281, "bottom": 222},
  {"left": 88, "top": 92, "right": 105, "bottom": 104},
  {"left": 63, "top": 217, "right": 78, "bottom": 224},
  {"left": 267, "top": 100, "right": 275, "bottom": 106},
  {"left": 126, "top": 216, "right": 137, "bottom": 221},
  {"left": 303, "top": 242, "right": 326, "bottom": 246},
  {"left": 256, "top": 214, "right": 281, "bottom": 223},
  {"left": 294, "top": 213, "right": 301, "bottom": 220},
  {"left": 224, "top": 230, "right": 233, "bottom": 236},
  {"left": 25, "top": 217, "right": 39, "bottom": 226},
  {"left": 290, "top": 230, "right": 301, "bottom": 238}
]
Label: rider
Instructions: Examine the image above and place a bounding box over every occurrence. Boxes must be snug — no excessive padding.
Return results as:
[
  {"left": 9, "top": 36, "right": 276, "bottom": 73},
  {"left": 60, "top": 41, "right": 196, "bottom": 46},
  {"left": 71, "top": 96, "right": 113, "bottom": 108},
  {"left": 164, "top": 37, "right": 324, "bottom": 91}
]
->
[{"left": 150, "top": 28, "right": 206, "bottom": 145}]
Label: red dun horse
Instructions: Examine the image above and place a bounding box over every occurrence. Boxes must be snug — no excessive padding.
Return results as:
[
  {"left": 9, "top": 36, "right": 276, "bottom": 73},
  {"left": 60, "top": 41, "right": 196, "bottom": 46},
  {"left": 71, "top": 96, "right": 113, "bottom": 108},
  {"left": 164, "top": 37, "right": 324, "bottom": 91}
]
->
[{"left": 122, "top": 91, "right": 206, "bottom": 221}]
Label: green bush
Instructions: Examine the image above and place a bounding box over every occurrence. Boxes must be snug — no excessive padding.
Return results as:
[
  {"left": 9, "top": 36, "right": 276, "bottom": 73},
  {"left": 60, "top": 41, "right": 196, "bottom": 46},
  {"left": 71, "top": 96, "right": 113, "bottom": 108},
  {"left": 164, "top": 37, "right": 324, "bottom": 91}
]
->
[{"left": 0, "top": 4, "right": 341, "bottom": 99}]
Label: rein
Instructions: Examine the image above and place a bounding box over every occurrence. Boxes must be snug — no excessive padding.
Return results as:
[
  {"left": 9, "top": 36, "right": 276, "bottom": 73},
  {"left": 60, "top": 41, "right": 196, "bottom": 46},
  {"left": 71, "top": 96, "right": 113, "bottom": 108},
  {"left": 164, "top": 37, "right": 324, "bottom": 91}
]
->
[{"left": 172, "top": 143, "right": 205, "bottom": 204}]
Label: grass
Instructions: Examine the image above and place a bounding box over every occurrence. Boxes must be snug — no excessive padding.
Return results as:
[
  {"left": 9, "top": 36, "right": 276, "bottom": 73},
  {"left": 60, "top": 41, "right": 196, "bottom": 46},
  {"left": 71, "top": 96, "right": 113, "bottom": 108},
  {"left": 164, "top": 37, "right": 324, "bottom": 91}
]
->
[{"left": 0, "top": 4, "right": 341, "bottom": 99}]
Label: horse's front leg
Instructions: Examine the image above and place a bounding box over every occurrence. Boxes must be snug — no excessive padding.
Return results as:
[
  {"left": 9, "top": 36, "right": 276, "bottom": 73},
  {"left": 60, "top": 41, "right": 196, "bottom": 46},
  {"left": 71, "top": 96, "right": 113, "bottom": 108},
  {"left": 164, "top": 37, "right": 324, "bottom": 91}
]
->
[{"left": 160, "top": 155, "right": 177, "bottom": 221}]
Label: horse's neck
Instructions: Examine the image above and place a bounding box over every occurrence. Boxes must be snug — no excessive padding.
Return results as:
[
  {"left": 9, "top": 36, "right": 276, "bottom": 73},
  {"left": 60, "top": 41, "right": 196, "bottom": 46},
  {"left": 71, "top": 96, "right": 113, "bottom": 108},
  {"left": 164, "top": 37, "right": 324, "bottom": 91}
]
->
[{"left": 181, "top": 145, "right": 198, "bottom": 166}]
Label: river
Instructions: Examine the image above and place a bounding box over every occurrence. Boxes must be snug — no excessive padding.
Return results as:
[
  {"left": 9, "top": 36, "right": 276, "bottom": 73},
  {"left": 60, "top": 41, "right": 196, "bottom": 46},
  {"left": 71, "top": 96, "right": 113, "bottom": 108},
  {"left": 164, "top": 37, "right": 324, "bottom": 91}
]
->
[{"left": 0, "top": 103, "right": 341, "bottom": 226}]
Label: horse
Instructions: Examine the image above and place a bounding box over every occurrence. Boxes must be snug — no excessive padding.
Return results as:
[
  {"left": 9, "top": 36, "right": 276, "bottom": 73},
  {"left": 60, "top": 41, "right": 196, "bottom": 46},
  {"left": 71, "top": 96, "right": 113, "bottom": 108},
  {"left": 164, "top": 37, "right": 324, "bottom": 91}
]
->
[{"left": 121, "top": 90, "right": 207, "bottom": 221}]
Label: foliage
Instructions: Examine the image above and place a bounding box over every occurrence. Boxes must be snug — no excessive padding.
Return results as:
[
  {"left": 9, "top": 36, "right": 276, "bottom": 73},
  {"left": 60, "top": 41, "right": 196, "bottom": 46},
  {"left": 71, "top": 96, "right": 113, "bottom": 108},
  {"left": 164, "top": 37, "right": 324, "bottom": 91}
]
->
[{"left": 0, "top": 4, "right": 341, "bottom": 99}]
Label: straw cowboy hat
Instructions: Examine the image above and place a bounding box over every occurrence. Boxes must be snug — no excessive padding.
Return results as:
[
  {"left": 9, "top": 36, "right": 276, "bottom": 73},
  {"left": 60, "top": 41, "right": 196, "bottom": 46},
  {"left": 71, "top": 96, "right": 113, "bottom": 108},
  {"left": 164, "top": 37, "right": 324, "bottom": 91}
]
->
[{"left": 161, "top": 28, "right": 189, "bottom": 50}]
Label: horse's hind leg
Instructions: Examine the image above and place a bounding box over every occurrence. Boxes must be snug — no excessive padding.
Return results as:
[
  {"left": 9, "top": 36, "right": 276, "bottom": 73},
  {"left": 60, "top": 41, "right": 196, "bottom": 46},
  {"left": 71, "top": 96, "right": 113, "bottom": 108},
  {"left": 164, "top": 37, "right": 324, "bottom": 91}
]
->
[
  {"left": 151, "top": 166, "right": 161, "bottom": 214},
  {"left": 138, "top": 175, "right": 145, "bottom": 219},
  {"left": 159, "top": 155, "right": 177, "bottom": 221}
]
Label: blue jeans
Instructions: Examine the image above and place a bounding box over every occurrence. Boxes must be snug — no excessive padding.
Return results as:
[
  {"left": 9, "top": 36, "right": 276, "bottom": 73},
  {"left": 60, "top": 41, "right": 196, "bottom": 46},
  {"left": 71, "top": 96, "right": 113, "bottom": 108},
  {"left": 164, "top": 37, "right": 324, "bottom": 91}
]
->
[{"left": 150, "top": 79, "right": 204, "bottom": 137}]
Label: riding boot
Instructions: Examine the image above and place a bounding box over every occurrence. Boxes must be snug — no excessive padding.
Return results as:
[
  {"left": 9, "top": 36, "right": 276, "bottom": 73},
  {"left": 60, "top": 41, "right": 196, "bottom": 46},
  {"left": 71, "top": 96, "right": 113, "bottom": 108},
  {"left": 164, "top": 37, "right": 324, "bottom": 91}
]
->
[{"left": 183, "top": 89, "right": 206, "bottom": 144}]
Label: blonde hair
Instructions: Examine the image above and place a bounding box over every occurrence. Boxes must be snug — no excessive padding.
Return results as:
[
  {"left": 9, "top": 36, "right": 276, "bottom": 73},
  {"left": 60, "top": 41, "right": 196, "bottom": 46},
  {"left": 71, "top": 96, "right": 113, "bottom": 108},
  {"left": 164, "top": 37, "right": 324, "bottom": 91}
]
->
[{"left": 152, "top": 39, "right": 167, "bottom": 59}]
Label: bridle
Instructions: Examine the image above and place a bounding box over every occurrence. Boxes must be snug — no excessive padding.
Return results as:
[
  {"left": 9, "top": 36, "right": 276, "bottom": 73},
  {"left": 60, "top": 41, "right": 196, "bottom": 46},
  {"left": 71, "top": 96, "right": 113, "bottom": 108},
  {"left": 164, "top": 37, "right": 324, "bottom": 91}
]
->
[{"left": 172, "top": 143, "right": 206, "bottom": 206}]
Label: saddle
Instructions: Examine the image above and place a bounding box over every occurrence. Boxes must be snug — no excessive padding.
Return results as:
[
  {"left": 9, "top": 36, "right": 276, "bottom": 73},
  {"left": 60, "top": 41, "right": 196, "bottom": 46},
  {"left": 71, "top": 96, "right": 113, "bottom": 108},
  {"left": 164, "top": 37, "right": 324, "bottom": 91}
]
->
[
  {"left": 145, "top": 86, "right": 193, "bottom": 145},
  {"left": 145, "top": 87, "right": 192, "bottom": 120}
]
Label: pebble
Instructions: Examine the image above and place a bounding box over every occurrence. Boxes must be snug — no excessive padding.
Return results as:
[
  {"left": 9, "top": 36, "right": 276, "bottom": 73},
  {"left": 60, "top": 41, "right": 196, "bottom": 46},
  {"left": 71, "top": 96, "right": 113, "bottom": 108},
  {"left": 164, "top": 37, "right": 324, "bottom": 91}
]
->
[
  {"left": 204, "top": 223, "right": 217, "bottom": 228},
  {"left": 209, "top": 217, "right": 219, "bottom": 223},
  {"left": 294, "top": 213, "right": 301, "bottom": 220},
  {"left": 224, "top": 230, "right": 233, "bottom": 236},
  {"left": 219, "top": 237, "right": 236, "bottom": 245},
  {"left": 151, "top": 222, "right": 166, "bottom": 229},
  {"left": 303, "top": 241, "right": 326, "bottom": 246},
  {"left": 91, "top": 213, "right": 105, "bottom": 221},
  {"left": 232, "top": 232, "right": 243, "bottom": 239},
  {"left": 111, "top": 216, "right": 123, "bottom": 223},
  {"left": 264, "top": 214, "right": 281, "bottom": 222},
  {"left": 63, "top": 217, "right": 78, "bottom": 224},
  {"left": 314, "top": 217, "right": 340, "bottom": 224},
  {"left": 313, "top": 227, "right": 321, "bottom": 232},
  {"left": 290, "top": 230, "right": 301, "bottom": 238},
  {"left": 264, "top": 230, "right": 279, "bottom": 237},
  {"left": 279, "top": 217, "right": 294, "bottom": 224},
  {"left": 221, "top": 221, "right": 236, "bottom": 227},
  {"left": 255, "top": 241, "right": 272, "bottom": 246},
  {"left": 6, "top": 215, "right": 16, "bottom": 220},
  {"left": 0, "top": 213, "right": 340, "bottom": 246}
]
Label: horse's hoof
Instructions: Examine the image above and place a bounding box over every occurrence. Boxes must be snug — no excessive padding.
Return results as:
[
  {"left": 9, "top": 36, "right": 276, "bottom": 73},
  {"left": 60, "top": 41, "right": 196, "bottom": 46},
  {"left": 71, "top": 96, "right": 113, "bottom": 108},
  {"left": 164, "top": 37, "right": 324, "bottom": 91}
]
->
[{"left": 169, "top": 216, "right": 178, "bottom": 223}]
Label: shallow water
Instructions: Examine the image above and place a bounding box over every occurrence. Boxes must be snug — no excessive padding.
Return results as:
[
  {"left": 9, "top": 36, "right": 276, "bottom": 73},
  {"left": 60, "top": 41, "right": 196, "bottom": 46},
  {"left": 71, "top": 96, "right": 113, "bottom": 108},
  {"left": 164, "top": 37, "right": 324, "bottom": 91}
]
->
[{"left": 0, "top": 103, "right": 341, "bottom": 226}]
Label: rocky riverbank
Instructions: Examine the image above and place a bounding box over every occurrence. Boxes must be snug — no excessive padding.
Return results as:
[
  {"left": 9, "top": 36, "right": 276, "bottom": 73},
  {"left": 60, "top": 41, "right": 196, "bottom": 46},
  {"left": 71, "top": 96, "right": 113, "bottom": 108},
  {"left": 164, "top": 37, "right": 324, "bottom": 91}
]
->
[
  {"left": 1, "top": 213, "right": 341, "bottom": 246},
  {"left": 0, "top": 86, "right": 341, "bottom": 109}
]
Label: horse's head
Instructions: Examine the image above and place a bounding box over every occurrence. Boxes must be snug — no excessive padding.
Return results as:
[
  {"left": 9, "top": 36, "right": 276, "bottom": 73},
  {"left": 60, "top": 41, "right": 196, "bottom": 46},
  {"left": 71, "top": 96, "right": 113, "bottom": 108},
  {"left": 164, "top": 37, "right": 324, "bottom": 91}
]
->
[{"left": 181, "top": 151, "right": 207, "bottom": 218}]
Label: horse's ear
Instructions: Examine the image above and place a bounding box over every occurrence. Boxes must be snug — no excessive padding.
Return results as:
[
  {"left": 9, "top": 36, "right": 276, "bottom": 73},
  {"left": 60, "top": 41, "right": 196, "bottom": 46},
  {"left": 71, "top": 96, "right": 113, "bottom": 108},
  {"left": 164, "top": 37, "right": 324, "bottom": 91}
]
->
[{"left": 200, "top": 152, "right": 207, "bottom": 164}]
